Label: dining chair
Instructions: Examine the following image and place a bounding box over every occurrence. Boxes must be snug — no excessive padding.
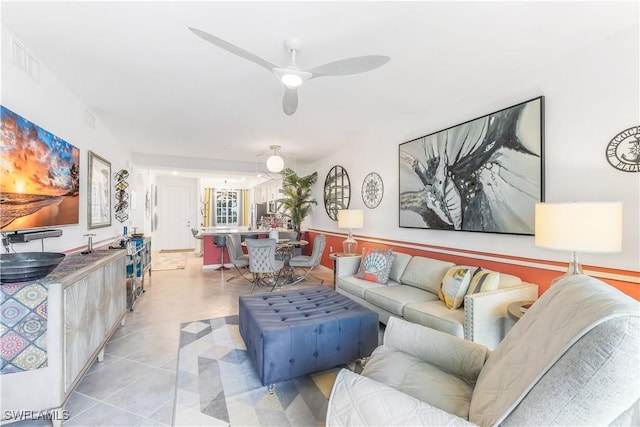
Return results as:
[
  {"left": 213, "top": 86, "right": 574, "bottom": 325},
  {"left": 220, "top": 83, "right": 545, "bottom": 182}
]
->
[
  {"left": 278, "top": 230, "right": 300, "bottom": 257},
  {"left": 225, "top": 234, "right": 251, "bottom": 283},
  {"left": 246, "top": 238, "right": 284, "bottom": 293},
  {"left": 278, "top": 231, "right": 298, "bottom": 241},
  {"left": 288, "top": 234, "right": 326, "bottom": 285}
]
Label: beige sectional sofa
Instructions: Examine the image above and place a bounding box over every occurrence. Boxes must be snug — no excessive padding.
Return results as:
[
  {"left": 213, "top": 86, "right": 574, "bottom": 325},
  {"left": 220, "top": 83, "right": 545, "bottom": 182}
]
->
[
  {"left": 334, "top": 252, "right": 538, "bottom": 349},
  {"left": 327, "top": 275, "right": 640, "bottom": 426}
]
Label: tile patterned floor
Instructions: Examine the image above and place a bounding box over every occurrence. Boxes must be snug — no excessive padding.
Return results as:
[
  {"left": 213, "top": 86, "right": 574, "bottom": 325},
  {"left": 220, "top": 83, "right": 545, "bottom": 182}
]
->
[{"left": 7, "top": 252, "right": 335, "bottom": 426}]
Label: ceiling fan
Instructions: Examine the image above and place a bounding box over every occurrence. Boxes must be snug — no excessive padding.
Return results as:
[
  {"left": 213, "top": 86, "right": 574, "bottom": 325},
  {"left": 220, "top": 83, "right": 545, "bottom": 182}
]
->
[{"left": 188, "top": 27, "right": 390, "bottom": 115}]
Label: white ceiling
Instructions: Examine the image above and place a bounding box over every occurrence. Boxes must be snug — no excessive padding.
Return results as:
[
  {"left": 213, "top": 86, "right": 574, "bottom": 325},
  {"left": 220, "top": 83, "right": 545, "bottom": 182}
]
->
[{"left": 2, "top": 1, "right": 637, "bottom": 182}]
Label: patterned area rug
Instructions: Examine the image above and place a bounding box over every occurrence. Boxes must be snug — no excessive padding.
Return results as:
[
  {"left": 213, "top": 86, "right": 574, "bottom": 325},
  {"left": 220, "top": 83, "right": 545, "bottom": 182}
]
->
[
  {"left": 173, "top": 315, "right": 360, "bottom": 426},
  {"left": 151, "top": 252, "right": 188, "bottom": 271}
]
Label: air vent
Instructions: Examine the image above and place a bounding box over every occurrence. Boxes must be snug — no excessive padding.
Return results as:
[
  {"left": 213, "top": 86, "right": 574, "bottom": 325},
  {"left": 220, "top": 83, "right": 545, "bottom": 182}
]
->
[{"left": 10, "top": 35, "right": 40, "bottom": 82}]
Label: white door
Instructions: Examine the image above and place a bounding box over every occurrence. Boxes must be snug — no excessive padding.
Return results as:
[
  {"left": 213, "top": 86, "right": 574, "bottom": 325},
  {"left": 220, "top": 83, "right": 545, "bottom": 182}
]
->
[{"left": 156, "top": 176, "right": 197, "bottom": 250}]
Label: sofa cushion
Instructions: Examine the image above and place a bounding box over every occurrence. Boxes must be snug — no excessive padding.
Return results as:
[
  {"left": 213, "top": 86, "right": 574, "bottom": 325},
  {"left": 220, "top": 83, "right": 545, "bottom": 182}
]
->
[
  {"left": 389, "top": 252, "right": 412, "bottom": 282},
  {"left": 466, "top": 268, "right": 500, "bottom": 295},
  {"left": 456, "top": 265, "right": 522, "bottom": 290},
  {"left": 403, "top": 300, "right": 465, "bottom": 338},
  {"left": 361, "top": 346, "right": 474, "bottom": 419},
  {"left": 502, "top": 316, "right": 640, "bottom": 426},
  {"left": 439, "top": 267, "right": 472, "bottom": 309},
  {"left": 365, "top": 285, "right": 438, "bottom": 317},
  {"left": 356, "top": 247, "right": 395, "bottom": 284},
  {"left": 400, "top": 256, "right": 455, "bottom": 294},
  {"left": 496, "top": 272, "right": 522, "bottom": 289},
  {"left": 338, "top": 275, "right": 388, "bottom": 299},
  {"left": 469, "top": 275, "right": 639, "bottom": 426}
]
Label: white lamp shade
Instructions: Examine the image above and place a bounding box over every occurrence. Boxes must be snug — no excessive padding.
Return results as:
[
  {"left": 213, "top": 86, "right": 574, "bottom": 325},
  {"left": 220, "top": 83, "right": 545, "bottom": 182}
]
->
[
  {"left": 535, "top": 202, "right": 622, "bottom": 253},
  {"left": 266, "top": 154, "right": 284, "bottom": 173},
  {"left": 338, "top": 209, "right": 364, "bottom": 229}
]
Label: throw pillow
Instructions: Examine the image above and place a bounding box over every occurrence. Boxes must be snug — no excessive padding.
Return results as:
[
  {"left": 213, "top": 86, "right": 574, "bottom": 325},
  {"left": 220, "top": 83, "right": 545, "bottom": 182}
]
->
[
  {"left": 355, "top": 247, "right": 395, "bottom": 284},
  {"left": 466, "top": 267, "right": 500, "bottom": 295},
  {"left": 438, "top": 267, "right": 472, "bottom": 309}
]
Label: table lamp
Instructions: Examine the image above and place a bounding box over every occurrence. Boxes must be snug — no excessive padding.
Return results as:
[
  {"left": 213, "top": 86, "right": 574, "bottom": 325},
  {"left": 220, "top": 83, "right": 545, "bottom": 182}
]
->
[
  {"left": 338, "top": 209, "right": 364, "bottom": 255},
  {"left": 534, "top": 202, "right": 622, "bottom": 285}
]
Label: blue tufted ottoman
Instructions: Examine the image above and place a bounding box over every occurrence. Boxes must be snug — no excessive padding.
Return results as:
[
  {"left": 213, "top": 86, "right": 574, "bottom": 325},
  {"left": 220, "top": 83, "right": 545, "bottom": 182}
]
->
[{"left": 239, "top": 286, "right": 379, "bottom": 385}]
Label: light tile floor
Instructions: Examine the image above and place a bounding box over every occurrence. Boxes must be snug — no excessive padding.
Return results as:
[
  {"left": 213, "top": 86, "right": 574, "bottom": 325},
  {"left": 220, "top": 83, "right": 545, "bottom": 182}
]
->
[{"left": 8, "top": 252, "right": 335, "bottom": 427}]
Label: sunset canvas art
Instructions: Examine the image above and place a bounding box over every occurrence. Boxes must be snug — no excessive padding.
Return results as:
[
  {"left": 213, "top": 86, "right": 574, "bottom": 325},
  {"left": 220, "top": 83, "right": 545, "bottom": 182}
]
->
[{"left": 1, "top": 106, "right": 80, "bottom": 231}]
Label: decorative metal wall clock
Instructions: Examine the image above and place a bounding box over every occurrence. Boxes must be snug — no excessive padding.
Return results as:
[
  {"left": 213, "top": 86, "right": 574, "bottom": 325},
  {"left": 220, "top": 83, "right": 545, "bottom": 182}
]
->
[
  {"left": 324, "top": 165, "right": 351, "bottom": 221},
  {"left": 606, "top": 125, "right": 639, "bottom": 172},
  {"left": 362, "top": 172, "right": 383, "bottom": 209}
]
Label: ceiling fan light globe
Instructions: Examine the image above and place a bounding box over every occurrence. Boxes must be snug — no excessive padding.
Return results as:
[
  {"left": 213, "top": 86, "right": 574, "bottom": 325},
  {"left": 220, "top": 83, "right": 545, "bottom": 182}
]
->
[
  {"left": 281, "top": 73, "right": 303, "bottom": 88},
  {"left": 266, "top": 155, "right": 285, "bottom": 173}
]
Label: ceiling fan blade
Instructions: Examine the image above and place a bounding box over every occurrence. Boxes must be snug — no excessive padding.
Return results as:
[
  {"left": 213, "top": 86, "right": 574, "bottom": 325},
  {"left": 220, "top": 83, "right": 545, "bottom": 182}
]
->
[
  {"left": 282, "top": 87, "right": 298, "bottom": 116},
  {"left": 307, "top": 55, "right": 390, "bottom": 77},
  {"left": 188, "top": 27, "right": 278, "bottom": 71}
]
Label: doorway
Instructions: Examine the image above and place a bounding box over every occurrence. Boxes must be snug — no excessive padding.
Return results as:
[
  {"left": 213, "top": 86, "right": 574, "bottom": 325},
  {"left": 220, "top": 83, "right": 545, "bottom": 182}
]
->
[{"left": 156, "top": 176, "right": 198, "bottom": 250}]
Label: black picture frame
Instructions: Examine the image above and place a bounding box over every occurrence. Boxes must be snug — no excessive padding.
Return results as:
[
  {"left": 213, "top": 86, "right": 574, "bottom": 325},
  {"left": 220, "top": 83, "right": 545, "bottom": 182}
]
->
[{"left": 399, "top": 96, "right": 544, "bottom": 235}]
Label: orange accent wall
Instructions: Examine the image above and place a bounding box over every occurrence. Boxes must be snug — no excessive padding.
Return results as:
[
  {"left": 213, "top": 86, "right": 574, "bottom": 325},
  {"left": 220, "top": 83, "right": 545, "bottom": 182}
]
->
[{"left": 309, "top": 230, "right": 640, "bottom": 300}]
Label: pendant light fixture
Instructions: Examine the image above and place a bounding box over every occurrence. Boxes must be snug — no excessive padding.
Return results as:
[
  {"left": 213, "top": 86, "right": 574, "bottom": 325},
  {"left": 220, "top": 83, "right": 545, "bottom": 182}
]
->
[{"left": 266, "top": 145, "right": 285, "bottom": 173}]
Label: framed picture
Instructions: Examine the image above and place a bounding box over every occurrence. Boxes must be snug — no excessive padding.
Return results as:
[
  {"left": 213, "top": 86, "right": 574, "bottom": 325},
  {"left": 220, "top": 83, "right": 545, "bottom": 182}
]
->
[
  {"left": 88, "top": 150, "right": 112, "bottom": 229},
  {"left": 399, "top": 96, "right": 544, "bottom": 235}
]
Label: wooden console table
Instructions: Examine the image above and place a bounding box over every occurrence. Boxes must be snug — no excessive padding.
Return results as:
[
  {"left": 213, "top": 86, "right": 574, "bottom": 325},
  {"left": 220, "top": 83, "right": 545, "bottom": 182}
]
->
[{"left": 0, "top": 250, "right": 127, "bottom": 426}]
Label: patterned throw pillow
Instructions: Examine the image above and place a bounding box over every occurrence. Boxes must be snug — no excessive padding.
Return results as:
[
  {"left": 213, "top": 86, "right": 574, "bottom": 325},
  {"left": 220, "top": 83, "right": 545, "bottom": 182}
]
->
[
  {"left": 466, "top": 267, "right": 500, "bottom": 295},
  {"left": 438, "top": 267, "right": 472, "bottom": 309},
  {"left": 355, "top": 247, "right": 395, "bottom": 284}
]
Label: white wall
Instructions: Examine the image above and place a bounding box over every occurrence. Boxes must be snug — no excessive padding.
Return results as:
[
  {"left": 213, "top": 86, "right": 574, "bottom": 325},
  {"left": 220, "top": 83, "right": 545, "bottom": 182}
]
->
[
  {"left": 308, "top": 24, "right": 640, "bottom": 272},
  {"left": 128, "top": 167, "right": 155, "bottom": 237},
  {"left": 3, "top": 19, "right": 637, "bottom": 270},
  {"left": 1, "top": 24, "right": 133, "bottom": 252}
]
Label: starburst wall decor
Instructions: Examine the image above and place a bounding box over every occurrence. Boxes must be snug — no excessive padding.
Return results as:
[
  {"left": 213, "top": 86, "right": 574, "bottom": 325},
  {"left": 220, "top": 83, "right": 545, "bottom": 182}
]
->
[{"left": 362, "top": 172, "right": 383, "bottom": 209}]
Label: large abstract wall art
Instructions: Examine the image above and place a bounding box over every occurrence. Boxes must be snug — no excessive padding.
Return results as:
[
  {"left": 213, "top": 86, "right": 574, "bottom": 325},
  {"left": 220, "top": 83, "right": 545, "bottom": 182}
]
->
[
  {"left": 399, "top": 96, "right": 544, "bottom": 235},
  {"left": 1, "top": 106, "right": 80, "bottom": 231}
]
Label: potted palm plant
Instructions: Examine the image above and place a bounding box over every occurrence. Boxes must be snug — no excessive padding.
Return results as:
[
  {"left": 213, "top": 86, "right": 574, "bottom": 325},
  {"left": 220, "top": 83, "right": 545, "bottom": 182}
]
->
[{"left": 277, "top": 168, "right": 318, "bottom": 234}]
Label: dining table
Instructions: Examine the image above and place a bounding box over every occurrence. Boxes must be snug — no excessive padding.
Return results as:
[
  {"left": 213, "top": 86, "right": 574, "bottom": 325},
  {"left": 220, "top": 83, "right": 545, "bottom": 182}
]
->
[{"left": 243, "top": 238, "right": 309, "bottom": 284}]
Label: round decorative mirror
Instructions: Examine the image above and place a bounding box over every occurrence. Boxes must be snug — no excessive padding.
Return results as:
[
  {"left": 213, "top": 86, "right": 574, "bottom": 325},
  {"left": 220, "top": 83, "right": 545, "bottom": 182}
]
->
[{"left": 324, "top": 165, "right": 351, "bottom": 221}]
